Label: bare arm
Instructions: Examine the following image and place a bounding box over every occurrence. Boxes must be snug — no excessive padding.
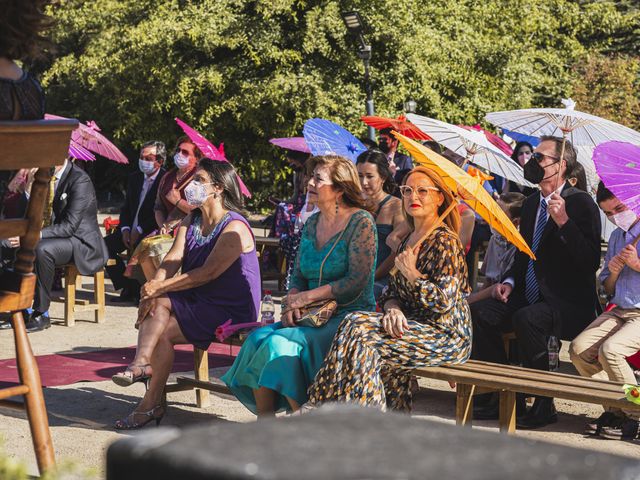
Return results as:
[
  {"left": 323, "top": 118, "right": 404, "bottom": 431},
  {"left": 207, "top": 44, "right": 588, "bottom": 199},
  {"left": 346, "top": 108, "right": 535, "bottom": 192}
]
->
[
  {"left": 144, "top": 220, "right": 254, "bottom": 298},
  {"left": 458, "top": 207, "right": 475, "bottom": 250},
  {"left": 152, "top": 216, "right": 190, "bottom": 282}
]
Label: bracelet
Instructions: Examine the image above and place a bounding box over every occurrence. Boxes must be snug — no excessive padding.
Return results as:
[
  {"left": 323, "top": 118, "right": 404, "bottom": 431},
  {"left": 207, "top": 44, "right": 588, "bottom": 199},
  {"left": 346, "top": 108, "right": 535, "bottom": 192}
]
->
[{"left": 174, "top": 198, "right": 182, "bottom": 207}]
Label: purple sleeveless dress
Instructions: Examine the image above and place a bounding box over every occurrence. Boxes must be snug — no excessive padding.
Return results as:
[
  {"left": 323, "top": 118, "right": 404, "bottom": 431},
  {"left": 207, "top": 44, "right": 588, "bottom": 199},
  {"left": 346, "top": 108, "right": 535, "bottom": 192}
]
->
[{"left": 168, "top": 210, "right": 261, "bottom": 350}]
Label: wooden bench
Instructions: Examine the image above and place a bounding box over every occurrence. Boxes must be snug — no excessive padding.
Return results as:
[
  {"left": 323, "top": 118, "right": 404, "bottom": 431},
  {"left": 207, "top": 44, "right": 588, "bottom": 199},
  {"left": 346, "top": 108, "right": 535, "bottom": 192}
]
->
[
  {"left": 167, "top": 346, "right": 639, "bottom": 437},
  {"left": 255, "top": 236, "right": 287, "bottom": 291},
  {"left": 52, "top": 264, "right": 106, "bottom": 326},
  {"left": 414, "top": 359, "right": 640, "bottom": 434}
]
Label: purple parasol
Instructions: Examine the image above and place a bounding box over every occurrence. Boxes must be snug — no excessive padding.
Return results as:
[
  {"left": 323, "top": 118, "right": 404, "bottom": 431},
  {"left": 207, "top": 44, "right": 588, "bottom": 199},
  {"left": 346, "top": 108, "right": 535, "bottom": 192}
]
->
[
  {"left": 269, "top": 137, "right": 311, "bottom": 153},
  {"left": 68, "top": 139, "right": 96, "bottom": 161},
  {"left": 593, "top": 141, "right": 640, "bottom": 217},
  {"left": 45, "top": 114, "right": 128, "bottom": 164}
]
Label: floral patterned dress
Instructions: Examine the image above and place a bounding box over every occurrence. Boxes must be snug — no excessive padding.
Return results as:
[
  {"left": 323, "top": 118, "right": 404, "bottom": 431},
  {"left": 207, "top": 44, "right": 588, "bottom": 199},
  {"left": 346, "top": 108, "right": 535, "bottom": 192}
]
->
[{"left": 307, "top": 224, "right": 472, "bottom": 412}]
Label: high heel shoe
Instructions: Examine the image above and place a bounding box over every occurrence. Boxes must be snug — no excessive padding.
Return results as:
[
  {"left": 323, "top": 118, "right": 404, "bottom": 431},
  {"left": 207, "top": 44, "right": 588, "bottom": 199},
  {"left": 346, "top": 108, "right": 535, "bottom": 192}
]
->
[
  {"left": 112, "top": 363, "right": 152, "bottom": 388},
  {"left": 114, "top": 403, "right": 166, "bottom": 430}
]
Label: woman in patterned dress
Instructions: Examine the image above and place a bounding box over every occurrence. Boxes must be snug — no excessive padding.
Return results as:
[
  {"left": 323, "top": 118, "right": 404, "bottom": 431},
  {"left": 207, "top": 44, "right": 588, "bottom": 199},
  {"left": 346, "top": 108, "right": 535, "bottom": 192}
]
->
[{"left": 307, "top": 166, "right": 472, "bottom": 412}]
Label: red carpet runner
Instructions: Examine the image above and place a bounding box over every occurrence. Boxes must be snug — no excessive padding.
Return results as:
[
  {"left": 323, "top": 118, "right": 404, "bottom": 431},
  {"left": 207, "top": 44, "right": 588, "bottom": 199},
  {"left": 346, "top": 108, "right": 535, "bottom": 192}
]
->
[{"left": 0, "top": 343, "right": 239, "bottom": 388}]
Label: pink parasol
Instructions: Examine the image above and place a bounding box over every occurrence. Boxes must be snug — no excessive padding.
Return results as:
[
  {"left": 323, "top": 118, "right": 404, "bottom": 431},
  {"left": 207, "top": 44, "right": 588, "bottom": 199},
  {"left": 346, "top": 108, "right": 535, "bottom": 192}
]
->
[
  {"left": 215, "top": 320, "right": 262, "bottom": 343},
  {"left": 45, "top": 114, "right": 128, "bottom": 164},
  {"left": 269, "top": 137, "right": 311, "bottom": 153},
  {"left": 69, "top": 139, "right": 96, "bottom": 161},
  {"left": 593, "top": 141, "right": 640, "bottom": 218},
  {"left": 175, "top": 117, "right": 251, "bottom": 198}
]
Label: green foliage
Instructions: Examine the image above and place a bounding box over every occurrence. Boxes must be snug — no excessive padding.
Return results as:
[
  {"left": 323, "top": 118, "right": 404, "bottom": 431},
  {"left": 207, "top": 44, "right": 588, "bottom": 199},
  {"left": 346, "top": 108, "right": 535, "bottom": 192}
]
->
[{"left": 37, "top": 0, "right": 640, "bottom": 210}]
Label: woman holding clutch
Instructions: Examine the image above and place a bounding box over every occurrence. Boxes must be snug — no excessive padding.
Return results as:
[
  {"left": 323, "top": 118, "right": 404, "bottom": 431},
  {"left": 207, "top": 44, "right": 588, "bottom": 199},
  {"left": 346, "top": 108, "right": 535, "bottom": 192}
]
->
[{"left": 223, "top": 155, "right": 377, "bottom": 417}]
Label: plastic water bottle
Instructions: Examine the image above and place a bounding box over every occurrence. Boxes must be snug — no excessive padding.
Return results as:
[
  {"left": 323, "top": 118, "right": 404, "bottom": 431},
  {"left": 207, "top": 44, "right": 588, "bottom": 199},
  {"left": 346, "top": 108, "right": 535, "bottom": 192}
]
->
[
  {"left": 261, "top": 290, "right": 275, "bottom": 325},
  {"left": 548, "top": 335, "right": 560, "bottom": 372},
  {"left": 293, "top": 213, "right": 304, "bottom": 234}
]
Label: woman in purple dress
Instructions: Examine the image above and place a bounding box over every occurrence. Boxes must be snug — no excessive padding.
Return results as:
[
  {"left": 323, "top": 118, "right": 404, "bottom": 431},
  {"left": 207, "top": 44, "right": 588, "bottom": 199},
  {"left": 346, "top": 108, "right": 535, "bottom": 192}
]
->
[{"left": 112, "top": 158, "right": 261, "bottom": 429}]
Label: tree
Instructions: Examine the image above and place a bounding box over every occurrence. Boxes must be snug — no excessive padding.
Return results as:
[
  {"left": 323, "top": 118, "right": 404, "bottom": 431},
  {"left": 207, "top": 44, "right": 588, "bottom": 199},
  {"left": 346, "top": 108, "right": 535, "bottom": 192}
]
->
[{"left": 38, "top": 0, "right": 639, "bottom": 210}]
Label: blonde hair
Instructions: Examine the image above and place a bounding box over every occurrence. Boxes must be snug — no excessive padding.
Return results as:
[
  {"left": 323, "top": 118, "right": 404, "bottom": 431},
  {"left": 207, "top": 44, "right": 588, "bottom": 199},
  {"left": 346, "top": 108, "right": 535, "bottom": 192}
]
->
[
  {"left": 402, "top": 166, "right": 461, "bottom": 234},
  {"left": 306, "top": 155, "right": 369, "bottom": 211}
]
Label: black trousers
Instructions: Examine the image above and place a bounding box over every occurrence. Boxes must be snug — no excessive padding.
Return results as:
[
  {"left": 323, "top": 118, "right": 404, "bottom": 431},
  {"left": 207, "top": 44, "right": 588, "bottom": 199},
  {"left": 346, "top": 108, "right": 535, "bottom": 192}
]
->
[
  {"left": 104, "top": 231, "right": 140, "bottom": 292},
  {"left": 33, "top": 237, "right": 74, "bottom": 313},
  {"left": 470, "top": 295, "right": 556, "bottom": 371}
]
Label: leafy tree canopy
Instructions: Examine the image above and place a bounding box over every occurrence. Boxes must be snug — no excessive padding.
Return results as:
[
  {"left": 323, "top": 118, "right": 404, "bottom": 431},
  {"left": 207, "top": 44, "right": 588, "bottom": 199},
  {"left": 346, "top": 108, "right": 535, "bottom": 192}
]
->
[{"left": 38, "top": 0, "right": 640, "bottom": 209}]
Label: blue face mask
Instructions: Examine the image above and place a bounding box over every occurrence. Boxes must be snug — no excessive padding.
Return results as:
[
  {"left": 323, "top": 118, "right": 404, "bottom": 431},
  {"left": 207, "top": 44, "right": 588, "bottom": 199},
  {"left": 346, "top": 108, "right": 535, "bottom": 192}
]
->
[
  {"left": 174, "top": 152, "right": 191, "bottom": 169},
  {"left": 138, "top": 159, "right": 157, "bottom": 175}
]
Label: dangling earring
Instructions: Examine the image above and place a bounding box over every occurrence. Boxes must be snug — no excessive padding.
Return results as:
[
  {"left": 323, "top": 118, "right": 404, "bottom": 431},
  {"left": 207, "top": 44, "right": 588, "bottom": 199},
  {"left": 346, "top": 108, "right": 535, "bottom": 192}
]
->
[
  {"left": 335, "top": 199, "right": 339, "bottom": 215},
  {"left": 212, "top": 192, "right": 218, "bottom": 199}
]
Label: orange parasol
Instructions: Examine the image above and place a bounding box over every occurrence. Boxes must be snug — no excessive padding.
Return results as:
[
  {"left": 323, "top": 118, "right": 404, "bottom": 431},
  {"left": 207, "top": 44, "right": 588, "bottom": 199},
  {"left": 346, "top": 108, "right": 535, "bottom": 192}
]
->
[
  {"left": 393, "top": 131, "right": 535, "bottom": 260},
  {"left": 361, "top": 115, "right": 432, "bottom": 141}
]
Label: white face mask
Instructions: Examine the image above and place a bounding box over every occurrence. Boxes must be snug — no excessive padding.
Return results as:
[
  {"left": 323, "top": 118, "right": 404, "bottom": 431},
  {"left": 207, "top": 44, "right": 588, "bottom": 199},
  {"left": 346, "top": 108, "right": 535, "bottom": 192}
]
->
[
  {"left": 174, "top": 152, "right": 191, "bottom": 169},
  {"left": 609, "top": 209, "right": 638, "bottom": 232},
  {"left": 184, "top": 181, "right": 214, "bottom": 207},
  {"left": 138, "top": 159, "right": 157, "bottom": 175}
]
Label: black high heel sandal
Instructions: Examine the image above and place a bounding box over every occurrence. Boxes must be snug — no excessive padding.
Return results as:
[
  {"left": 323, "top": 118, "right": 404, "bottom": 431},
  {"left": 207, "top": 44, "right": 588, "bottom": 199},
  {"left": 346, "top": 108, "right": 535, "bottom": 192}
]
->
[
  {"left": 114, "top": 403, "right": 166, "bottom": 430},
  {"left": 112, "top": 363, "right": 152, "bottom": 388}
]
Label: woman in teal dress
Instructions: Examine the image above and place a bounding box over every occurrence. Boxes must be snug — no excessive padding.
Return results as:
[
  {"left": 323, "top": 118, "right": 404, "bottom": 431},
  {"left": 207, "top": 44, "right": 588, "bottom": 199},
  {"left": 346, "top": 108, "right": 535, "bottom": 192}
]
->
[{"left": 223, "top": 155, "right": 377, "bottom": 416}]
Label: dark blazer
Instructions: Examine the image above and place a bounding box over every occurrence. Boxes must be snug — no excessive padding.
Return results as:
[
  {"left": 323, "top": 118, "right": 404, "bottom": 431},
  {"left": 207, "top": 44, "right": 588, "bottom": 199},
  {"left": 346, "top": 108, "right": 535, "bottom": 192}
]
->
[
  {"left": 506, "top": 182, "right": 602, "bottom": 339},
  {"left": 119, "top": 168, "right": 165, "bottom": 236},
  {"left": 41, "top": 162, "right": 109, "bottom": 275}
]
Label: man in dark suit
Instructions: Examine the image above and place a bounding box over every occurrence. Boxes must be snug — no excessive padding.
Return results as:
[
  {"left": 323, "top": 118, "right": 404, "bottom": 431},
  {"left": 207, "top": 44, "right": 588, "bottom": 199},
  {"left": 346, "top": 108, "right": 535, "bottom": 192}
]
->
[
  {"left": 27, "top": 158, "right": 109, "bottom": 332},
  {"left": 470, "top": 136, "right": 601, "bottom": 429},
  {"left": 104, "top": 141, "right": 166, "bottom": 302},
  {"left": 378, "top": 128, "right": 413, "bottom": 184}
]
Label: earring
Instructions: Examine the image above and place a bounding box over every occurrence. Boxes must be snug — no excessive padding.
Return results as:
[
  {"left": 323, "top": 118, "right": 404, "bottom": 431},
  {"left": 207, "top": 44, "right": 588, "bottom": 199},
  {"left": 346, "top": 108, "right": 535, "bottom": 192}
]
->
[
  {"left": 212, "top": 192, "right": 217, "bottom": 199},
  {"left": 335, "top": 199, "right": 339, "bottom": 215}
]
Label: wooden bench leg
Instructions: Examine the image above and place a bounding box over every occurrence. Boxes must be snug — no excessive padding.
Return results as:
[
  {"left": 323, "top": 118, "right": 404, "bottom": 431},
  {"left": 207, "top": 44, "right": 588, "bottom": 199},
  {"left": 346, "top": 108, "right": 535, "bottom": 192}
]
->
[
  {"left": 64, "top": 265, "right": 78, "bottom": 327},
  {"left": 194, "top": 348, "right": 210, "bottom": 408},
  {"left": 455, "top": 383, "right": 474, "bottom": 427},
  {"left": 12, "top": 311, "right": 55, "bottom": 473},
  {"left": 499, "top": 390, "right": 517, "bottom": 434},
  {"left": 94, "top": 270, "right": 105, "bottom": 324}
]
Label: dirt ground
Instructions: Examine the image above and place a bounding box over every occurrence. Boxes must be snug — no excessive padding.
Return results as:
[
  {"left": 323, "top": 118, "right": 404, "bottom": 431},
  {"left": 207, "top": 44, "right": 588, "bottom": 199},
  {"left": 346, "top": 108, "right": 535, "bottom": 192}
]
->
[{"left": 1, "top": 242, "right": 639, "bottom": 476}]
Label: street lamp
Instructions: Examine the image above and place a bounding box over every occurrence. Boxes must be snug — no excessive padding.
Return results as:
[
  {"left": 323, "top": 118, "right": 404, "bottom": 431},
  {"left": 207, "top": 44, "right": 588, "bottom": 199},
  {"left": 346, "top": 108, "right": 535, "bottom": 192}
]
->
[
  {"left": 404, "top": 98, "right": 417, "bottom": 114},
  {"left": 341, "top": 11, "right": 375, "bottom": 141}
]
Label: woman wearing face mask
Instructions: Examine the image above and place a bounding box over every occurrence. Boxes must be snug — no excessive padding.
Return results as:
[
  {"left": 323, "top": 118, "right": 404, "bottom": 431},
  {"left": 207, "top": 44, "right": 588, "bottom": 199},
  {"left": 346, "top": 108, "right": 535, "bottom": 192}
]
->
[
  {"left": 356, "top": 149, "right": 409, "bottom": 298},
  {"left": 307, "top": 166, "right": 471, "bottom": 412},
  {"left": 112, "top": 158, "right": 261, "bottom": 429},
  {"left": 126, "top": 136, "right": 202, "bottom": 281},
  {"left": 507, "top": 141, "right": 537, "bottom": 196}
]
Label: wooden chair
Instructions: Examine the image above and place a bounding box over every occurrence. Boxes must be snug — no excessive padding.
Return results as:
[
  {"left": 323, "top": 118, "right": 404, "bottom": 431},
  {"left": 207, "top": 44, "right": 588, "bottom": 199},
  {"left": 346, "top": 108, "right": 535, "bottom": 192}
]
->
[
  {"left": 56, "top": 264, "right": 106, "bottom": 327},
  {"left": 0, "top": 119, "right": 78, "bottom": 475}
]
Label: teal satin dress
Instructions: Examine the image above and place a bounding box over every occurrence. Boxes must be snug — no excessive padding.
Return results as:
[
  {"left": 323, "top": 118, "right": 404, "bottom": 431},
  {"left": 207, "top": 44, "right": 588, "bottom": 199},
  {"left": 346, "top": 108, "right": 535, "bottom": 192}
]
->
[{"left": 222, "top": 210, "right": 377, "bottom": 413}]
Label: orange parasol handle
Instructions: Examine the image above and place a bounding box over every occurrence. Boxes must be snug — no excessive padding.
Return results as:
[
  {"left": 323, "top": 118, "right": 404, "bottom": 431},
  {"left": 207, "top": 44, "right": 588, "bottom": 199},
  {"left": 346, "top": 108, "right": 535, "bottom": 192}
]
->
[
  {"left": 632, "top": 235, "right": 640, "bottom": 248},
  {"left": 390, "top": 201, "right": 458, "bottom": 276}
]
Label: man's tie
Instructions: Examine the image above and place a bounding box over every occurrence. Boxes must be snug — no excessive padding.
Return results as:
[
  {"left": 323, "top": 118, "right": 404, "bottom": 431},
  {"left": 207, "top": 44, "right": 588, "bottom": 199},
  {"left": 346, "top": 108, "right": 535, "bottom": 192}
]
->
[
  {"left": 525, "top": 198, "right": 547, "bottom": 305},
  {"left": 42, "top": 174, "right": 56, "bottom": 228}
]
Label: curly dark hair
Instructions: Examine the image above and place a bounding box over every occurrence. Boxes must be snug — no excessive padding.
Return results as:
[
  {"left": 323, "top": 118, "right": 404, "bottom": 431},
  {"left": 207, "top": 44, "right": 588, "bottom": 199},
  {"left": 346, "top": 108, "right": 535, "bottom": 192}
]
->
[{"left": 0, "top": 1, "right": 54, "bottom": 61}]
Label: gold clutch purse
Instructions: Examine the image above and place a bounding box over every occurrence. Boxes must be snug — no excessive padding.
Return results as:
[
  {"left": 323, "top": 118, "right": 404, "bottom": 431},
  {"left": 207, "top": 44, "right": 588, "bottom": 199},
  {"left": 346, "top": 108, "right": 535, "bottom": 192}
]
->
[{"left": 293, "top": 300, "right": 338, "bottom": 328}]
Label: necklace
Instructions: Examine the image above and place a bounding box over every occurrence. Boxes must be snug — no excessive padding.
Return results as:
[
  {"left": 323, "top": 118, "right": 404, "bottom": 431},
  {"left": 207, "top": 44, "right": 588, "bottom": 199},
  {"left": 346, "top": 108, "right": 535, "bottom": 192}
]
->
[{"left": 193, "top": 212, "right": 230, "bottom": 245}]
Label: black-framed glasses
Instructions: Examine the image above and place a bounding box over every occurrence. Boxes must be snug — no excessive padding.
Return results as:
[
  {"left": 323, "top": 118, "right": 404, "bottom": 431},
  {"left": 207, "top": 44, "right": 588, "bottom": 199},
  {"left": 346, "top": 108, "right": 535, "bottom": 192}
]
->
[
  {"left": 531, "top": 152, "right": 560, "bottom": 164},
  {"left": 398, "top": 185, "right": 439, "bottom": 198}
]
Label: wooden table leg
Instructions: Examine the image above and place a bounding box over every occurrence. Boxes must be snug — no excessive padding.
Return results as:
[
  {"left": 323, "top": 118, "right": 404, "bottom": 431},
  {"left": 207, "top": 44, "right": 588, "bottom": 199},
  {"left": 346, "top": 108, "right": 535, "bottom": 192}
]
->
[
  {"left": 194, "top": 348, "right": 210, "bottom": 408},
  {"left": 499, "top": 390, "right": 517, "bottom": 434},
  {"left": 64, "top": 265, "right": 77, "bottom": 327},
  {"left": 94, "top": 270, "right": 105, "bottom": 324},
  {"left": 455, "top": 383, "right": 475, "bottom": 427},
  {"left": 12, "top": 311, "right": 55, "bottom": 473}
]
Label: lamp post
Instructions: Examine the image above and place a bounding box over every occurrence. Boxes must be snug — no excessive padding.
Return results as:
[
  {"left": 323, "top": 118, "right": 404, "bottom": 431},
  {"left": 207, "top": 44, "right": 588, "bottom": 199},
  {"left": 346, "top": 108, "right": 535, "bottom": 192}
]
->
[
  {"left": 404, "top": 98, "right": 417, "bottom": 114},
  {"left": 342, "top": 11, "right": 375, "bottom": 141}
]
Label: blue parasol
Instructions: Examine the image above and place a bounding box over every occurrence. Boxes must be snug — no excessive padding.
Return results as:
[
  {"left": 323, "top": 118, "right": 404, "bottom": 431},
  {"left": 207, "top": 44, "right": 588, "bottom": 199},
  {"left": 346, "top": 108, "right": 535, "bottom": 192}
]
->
[
  {"left": 303, "top": 118, "right": 366, "bottom": 163},
  {"left": 501, "top": 128, "right": 540, "bottom": 147}
]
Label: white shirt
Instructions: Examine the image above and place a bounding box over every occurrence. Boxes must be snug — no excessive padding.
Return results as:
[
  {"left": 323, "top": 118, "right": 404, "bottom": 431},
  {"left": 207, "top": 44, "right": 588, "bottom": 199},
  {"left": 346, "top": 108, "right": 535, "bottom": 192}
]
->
[
  {"left": 123, "top": 169, "right": 160, "bottom": 233},
  {"left": 503, "top": 184, "right": 564, "bottom": 288}
]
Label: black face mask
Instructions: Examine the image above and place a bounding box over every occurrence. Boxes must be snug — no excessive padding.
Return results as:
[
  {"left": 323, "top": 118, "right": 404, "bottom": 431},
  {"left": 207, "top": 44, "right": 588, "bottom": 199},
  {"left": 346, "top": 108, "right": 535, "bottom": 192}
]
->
[
  {"left": 523, "top": 153, "right": 560, "bottom": 184},
  {"left": 378, "top": 139, "right": 390, "bottom": 154}
]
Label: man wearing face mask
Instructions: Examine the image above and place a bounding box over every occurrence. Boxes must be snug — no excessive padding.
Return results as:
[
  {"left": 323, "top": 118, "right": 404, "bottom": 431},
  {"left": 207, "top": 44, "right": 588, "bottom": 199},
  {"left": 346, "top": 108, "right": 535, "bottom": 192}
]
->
[
  {"left": 104, "top": 141, "right": 166, "bottom": 303},
  {"left": 378, "top": 128, "right": 413, "bottom": 184},
  {"left": 471, "top": 136, "right": 601, "bottom": 429},
  {"left": 569, "top": 182, "right": 640, "bottom": 440}
]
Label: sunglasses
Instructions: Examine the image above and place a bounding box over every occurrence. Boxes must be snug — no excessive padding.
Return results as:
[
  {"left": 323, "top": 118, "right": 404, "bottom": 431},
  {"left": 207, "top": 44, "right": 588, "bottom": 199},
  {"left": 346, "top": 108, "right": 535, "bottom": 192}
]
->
[{"left": 530, "top": 152, "right": 560, "bottom": 164}]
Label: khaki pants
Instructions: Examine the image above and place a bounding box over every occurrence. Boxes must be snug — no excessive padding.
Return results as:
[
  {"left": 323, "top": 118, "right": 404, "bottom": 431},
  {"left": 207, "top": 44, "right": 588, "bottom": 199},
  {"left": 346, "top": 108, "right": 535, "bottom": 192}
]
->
[{"left": 569, "top": 307, "right": 640, "bottom": 419}]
